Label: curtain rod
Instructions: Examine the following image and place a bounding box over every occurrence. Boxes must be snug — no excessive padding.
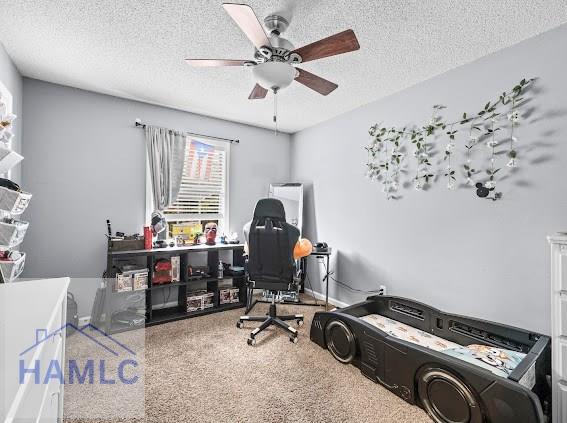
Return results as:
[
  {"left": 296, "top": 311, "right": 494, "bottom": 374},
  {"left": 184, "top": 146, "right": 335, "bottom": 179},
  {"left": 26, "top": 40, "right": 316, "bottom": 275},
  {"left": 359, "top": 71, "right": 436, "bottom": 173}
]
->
[{"left": 134, "top": 120, "right": 239, "bottom": 144}]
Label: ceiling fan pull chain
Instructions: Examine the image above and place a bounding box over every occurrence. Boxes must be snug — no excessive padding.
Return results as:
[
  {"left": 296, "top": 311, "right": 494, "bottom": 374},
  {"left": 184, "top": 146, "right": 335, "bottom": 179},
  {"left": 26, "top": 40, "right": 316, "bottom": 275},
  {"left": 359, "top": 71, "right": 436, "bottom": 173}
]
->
[{"left": 273, "top": 88, "right": 278, "bottom": 135}]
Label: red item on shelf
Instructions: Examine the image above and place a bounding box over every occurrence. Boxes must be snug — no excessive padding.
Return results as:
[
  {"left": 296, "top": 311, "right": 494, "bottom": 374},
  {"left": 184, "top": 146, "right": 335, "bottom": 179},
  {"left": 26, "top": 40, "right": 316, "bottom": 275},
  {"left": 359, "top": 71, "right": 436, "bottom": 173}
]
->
[
  {"left": 154, "top": 261, "right": 172, "bottom": 272},
  {"left": 144, "top": 226, "right": 152, "bottom": 250},
  {"left": 152, "top": 273, "right": 172, "bottom": 284}
]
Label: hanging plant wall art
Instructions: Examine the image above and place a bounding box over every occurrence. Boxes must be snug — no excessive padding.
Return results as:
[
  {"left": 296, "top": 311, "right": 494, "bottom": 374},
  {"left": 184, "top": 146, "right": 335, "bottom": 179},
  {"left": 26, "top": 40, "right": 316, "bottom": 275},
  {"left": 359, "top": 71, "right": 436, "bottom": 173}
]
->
[{"left": 365, "top": 78, "right": 535, "bottom": 201}]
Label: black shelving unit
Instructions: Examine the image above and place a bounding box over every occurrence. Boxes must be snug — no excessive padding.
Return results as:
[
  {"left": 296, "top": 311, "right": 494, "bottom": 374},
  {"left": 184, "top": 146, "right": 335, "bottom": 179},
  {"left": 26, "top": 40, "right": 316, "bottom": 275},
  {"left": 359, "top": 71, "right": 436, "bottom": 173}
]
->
[{"left": 104, "top": 243, "right": 246, "bottom": 332}]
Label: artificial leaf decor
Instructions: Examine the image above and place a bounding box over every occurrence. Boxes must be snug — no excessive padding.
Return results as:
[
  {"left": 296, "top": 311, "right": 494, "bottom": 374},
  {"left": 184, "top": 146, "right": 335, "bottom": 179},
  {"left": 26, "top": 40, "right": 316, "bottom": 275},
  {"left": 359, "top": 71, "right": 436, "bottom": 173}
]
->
[{"left": 365, "top": 78, "right": 535, "bottom": 201}]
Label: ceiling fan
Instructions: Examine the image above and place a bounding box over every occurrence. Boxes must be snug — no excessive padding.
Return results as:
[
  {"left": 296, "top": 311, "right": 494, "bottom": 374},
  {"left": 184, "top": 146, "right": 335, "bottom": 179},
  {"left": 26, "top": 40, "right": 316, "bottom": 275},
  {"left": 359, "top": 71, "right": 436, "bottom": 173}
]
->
[{"left": 185, "top": 2, "right": 360, "bottom": 100}]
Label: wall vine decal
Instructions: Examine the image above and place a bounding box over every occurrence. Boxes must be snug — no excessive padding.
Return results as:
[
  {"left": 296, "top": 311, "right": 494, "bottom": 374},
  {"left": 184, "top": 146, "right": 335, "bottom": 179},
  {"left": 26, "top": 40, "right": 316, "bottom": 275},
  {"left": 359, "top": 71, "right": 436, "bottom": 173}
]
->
[{"left": 366, "top": 78, "right": 535, "bottom": 200}]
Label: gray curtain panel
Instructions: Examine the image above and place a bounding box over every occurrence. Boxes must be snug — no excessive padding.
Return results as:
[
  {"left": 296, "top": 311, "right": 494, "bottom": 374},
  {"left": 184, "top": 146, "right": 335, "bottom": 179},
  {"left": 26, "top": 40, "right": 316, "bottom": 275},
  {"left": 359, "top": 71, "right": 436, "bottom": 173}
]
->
[{"left": 145, "top": 125, "right": 186, "bottom": 211}]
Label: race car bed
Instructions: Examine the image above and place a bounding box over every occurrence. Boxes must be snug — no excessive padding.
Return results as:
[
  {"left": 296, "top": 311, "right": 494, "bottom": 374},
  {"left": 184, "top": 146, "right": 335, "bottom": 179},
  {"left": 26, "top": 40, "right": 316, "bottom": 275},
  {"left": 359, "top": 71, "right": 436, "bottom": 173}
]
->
[{"left": 310, "top": 295, "right": 551, "bottom": 423}]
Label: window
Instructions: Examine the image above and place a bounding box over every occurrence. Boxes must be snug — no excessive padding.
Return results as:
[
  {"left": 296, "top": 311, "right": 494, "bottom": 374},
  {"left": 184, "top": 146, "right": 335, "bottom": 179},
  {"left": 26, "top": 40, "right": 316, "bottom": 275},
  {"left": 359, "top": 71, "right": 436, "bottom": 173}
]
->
[{"left": 159, "top": 136, "right": 229, "bottom": 237}]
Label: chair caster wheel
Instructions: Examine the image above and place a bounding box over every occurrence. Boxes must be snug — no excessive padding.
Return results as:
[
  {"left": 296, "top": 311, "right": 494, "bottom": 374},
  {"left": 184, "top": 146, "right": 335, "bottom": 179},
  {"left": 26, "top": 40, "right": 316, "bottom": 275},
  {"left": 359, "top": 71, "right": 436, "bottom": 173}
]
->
[
  {"left": 290, "top": 336, "right": 298, "bottom": 344},
  {"left": 297, "top": 319, "right": 304, "bottom": 326},
  {"left": 247, "top": 337, "right": 256, "bottom": 346},
  {"left": 236, "top": 321, "right": 243, "bottom": 329}
]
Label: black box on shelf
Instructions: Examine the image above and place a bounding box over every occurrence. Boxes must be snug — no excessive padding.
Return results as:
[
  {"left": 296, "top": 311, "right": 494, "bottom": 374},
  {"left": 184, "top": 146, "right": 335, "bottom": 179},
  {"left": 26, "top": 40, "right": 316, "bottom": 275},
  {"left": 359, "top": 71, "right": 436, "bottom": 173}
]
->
[
  {"left": 187, "top": 265, "right": 210, "bottom": 280},
  {"left": 225, "top": 266, "right": 245, "bottom": 277},
  {"left": 108, "top": 239, "right": 145, "bottom": 252}
]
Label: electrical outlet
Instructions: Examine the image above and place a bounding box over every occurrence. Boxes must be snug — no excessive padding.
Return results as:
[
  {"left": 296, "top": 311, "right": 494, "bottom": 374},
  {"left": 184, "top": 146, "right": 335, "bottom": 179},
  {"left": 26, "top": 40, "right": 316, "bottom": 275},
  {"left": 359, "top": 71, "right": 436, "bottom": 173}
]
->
[
  {"left": 379, "top": 285, "right": 387, "bottom": 295},
  {"left": 78, "top": 316, "right": 91, "bottom": 326}
]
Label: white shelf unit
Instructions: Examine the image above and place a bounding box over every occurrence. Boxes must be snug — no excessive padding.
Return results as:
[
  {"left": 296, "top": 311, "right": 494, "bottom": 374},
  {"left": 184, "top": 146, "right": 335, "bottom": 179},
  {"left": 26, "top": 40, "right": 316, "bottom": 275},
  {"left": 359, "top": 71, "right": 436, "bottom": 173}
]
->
[
  {"left": 549, "top": 234, "right": 567, "bottom": 423},
  {"left": 0, "top": 84, "right": 30, "bottom": 283}
]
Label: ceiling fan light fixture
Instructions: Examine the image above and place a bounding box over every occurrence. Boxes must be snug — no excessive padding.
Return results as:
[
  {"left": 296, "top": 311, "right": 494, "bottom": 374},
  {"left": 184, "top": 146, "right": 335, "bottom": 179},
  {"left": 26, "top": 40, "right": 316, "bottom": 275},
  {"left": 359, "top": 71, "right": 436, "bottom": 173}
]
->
[{"left": 252, "top": 61, "right": 296, "bottom": 90}]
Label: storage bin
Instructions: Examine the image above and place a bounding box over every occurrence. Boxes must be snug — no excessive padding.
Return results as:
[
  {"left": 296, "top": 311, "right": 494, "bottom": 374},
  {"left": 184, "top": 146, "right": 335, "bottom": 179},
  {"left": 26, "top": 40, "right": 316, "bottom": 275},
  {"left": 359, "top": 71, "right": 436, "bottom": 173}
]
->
[
  {"left": 0, "top": 252, "right": 25, "bottom": 282},
  {"left": 0, "top": 185, "right": 31, "bottom": 215},
  {"left": 107, "top": 238, "right": 144, "bottom": 252},
  {"left": 0, "top": 219, "right": 28, "bottom": 249},
  {"left": 0, "top": 145, "right": 23, "bottom": 175}
]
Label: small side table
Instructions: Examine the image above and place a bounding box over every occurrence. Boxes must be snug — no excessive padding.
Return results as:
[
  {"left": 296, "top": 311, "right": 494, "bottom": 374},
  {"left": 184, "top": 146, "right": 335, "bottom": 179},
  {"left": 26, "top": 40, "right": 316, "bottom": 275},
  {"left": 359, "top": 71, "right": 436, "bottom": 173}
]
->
[{"left": 310, "top": 248, "right": 332, "bottom": 310}]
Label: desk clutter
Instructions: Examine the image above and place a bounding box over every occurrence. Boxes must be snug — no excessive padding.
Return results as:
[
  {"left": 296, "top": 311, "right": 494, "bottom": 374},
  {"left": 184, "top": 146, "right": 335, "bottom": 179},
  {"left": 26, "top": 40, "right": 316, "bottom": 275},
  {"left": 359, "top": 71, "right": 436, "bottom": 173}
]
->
[{"left": 106, "top": 219, "right": 240, "bottom": 253}]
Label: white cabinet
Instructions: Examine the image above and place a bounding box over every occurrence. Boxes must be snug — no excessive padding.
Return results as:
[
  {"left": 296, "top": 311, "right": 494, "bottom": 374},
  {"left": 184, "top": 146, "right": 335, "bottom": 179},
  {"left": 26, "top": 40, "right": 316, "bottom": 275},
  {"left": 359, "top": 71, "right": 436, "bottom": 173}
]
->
[
  {"left": 549, "top": 235, "right": 567, "bottom": 423},
  {"left": 0, "top": 278, "right": 69, "bottom": 422},
  {"left": 559, "top": 382, "right": 567, "bottom": 423}
]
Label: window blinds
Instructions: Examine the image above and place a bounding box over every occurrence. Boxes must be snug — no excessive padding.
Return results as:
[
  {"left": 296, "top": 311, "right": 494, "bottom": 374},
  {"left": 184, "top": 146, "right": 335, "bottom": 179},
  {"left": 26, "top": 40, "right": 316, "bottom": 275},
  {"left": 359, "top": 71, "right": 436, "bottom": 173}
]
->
[{"left": 164, "top": 138, "right": 228, "bottom": 221}]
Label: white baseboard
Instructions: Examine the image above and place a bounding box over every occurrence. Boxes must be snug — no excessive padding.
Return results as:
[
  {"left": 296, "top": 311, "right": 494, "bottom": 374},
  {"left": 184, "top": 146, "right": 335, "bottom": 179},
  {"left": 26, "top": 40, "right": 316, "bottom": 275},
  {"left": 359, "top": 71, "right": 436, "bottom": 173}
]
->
[{"left": 304, "top": 288, "right": 350, "bottom": 309}]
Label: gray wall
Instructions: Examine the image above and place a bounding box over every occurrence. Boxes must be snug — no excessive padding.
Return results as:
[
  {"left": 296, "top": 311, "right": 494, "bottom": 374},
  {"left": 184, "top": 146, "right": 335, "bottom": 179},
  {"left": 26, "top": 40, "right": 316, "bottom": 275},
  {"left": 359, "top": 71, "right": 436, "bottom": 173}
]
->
[
  {"left": 22, "top": 79, "right": 291, "bottom": 280},
  {"left": 291, "top": 24, "right": 567, "bottom": 334},
  {"left": 0, "top": 43, "right": 22, "bottom": 184}
]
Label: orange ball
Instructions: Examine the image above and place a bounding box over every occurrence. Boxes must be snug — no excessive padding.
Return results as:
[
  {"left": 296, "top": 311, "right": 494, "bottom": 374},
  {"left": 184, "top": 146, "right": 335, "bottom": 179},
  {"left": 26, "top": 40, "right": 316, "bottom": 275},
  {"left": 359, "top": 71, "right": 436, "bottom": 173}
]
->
[{"left": 294, "top": 238, "right": 313, "bottom": 260}]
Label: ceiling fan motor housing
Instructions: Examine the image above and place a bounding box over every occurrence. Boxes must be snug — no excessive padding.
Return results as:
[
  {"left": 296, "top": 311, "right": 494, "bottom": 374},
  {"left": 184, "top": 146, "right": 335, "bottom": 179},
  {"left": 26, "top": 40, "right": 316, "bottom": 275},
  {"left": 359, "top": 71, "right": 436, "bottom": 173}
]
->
[
  {"left": 270, "top": 36, "right": 294, "bottom": 58},
  {"left": 254, "top": 34, "right": 300, "bottom": 62},
  {"left": 257, "top": 15, "right": 302, "bottom": 65}
]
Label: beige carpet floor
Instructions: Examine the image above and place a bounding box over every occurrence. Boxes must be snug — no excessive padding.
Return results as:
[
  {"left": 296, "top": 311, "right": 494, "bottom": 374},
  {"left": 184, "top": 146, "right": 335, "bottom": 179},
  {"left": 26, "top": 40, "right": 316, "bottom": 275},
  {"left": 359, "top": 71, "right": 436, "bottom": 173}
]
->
[{"left": 65, "top": 300, "right": 432, "bottom": 423}]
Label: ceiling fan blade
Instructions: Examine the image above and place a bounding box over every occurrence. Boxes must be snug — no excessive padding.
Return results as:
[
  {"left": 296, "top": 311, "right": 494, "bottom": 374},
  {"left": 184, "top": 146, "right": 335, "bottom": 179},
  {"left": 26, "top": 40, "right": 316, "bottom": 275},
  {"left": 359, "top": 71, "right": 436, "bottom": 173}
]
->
[
  {"left": 185, "top": 59, "right": 248, "bottom": 67},
  {"left": 222, "top": 3, "right": 272, "bottom": 50},
  {"left": 248, "top": 84, "right": 268, "bottom": 100},
  {"left": 295, "top": 68, "right": 338, "bottom": 96},
  {"left": 292, "top": 29, "right": 360, "bottom": 63}
]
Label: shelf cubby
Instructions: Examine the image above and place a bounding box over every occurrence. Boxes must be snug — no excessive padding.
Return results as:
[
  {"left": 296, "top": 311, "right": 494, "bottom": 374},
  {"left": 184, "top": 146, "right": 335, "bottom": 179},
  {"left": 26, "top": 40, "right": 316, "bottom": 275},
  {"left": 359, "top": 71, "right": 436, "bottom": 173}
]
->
[{"left": 104, "top": 243, "right": 246, "bottom": 331}]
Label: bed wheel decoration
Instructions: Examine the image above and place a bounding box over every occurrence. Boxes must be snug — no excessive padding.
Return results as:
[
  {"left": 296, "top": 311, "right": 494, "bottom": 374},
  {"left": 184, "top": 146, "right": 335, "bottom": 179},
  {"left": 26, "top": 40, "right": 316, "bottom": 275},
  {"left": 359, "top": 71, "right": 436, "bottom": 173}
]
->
[
  {"left": 417, "top": 367, "right": 483, "bottom": 423},
  {"left": 325, "top": 319, "right": 356, "bottom": 364}
]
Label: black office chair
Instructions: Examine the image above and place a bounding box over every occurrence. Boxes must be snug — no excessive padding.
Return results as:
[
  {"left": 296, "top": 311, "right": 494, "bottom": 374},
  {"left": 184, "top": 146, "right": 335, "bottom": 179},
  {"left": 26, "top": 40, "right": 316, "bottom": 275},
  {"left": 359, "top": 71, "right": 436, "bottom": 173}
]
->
[{"left": 236, "top": 198, "right": 304, "bottom": 345}]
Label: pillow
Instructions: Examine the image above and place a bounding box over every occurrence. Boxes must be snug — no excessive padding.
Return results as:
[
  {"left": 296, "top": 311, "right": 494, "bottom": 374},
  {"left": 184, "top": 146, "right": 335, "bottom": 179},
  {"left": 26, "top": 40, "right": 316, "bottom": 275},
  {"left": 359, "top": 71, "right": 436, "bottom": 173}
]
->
[
  {"left": 360, "top": 314, "right": 461, "bottom": 352},
  {"left": 442, "top": 344, "right": 526, "bottom": 378}
]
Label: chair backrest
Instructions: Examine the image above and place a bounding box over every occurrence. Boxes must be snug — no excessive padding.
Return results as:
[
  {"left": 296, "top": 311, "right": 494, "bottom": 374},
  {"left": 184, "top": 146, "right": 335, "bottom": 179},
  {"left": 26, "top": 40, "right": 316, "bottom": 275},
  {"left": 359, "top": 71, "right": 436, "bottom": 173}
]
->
[{"left": 247, "top": 198, "right": 299, "bottom": 291}]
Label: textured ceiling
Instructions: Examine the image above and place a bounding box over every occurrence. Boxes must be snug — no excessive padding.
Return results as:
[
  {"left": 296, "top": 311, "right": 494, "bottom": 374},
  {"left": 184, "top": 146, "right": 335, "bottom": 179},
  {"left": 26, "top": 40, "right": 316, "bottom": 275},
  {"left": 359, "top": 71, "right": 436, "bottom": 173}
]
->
[{"left": 1, "top": 1, "right": 566, "bottom": 133}]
